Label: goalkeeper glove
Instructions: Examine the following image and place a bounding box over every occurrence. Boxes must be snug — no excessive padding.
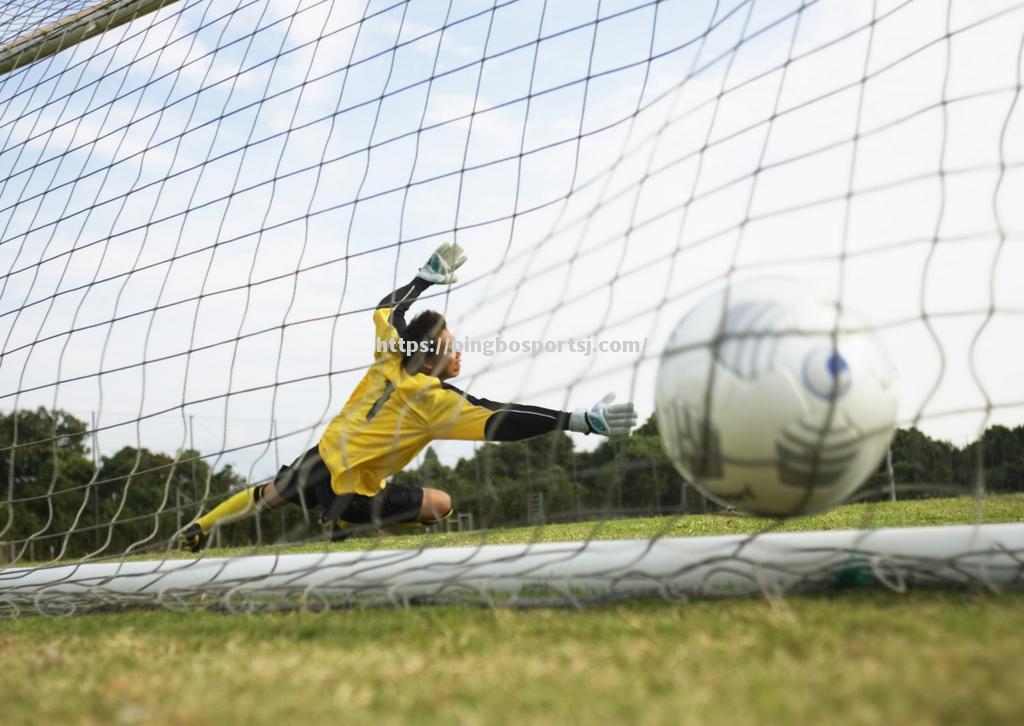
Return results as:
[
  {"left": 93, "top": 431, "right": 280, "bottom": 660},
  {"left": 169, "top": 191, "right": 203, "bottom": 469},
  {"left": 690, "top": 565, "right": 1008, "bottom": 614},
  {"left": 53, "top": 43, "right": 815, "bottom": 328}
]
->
[
  {"left": 569, "top": 393, "right": 638, "bottom": 437},
  {"left": 417, "top": 242, "right": 467, "bottom": 284}
]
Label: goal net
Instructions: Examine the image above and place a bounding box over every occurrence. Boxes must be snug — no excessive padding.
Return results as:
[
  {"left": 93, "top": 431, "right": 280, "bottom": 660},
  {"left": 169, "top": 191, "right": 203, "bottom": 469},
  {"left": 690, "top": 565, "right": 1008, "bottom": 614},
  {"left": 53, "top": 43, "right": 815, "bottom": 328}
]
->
[{"left": 1, "top": 0, "right": 1022, "bottom": 615}]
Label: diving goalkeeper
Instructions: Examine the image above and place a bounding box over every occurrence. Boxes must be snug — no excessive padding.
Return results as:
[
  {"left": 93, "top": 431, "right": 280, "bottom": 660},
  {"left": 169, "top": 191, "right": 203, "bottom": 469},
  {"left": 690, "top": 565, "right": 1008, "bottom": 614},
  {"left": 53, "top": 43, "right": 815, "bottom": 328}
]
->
[{"left": 179, "top": 243, "right": 637, "bottom": 551}]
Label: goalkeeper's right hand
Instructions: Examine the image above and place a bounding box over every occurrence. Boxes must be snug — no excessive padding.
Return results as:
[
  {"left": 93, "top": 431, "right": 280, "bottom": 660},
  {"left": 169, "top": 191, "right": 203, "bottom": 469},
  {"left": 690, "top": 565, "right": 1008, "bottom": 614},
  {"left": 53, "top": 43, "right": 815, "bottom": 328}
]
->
[
  {"left": 417, "top": 242, "right": 467, "bottom": 284},
  {"left": 569, "top": 393, "right": 638, "bottom": 437}
]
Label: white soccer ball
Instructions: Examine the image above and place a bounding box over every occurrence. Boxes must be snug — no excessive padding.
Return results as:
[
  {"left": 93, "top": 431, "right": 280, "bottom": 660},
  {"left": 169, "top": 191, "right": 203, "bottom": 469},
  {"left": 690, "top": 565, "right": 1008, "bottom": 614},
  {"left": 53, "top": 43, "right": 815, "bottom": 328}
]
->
[{"left": 655, "top": 279, "right": 898, "bottom": 517}]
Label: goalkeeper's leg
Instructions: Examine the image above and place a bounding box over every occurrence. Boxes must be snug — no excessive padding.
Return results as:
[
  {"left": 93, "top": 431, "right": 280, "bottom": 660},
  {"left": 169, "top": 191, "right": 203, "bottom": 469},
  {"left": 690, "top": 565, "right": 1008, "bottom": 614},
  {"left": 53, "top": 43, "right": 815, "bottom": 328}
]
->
[
  {"left": 328, "top": 485, "right": 452, "bottom": 539},
  {"left": 419, "top": 488, "right": 453, "bottom": 524},
  {"left": 197, "top": 480, "right": 287, "bottom": 531},
  {"left": 179, "top": 446, "right": 325, "bottom": 551},
  {"left": 178, "top": 481, "right": 288, "bottom": 552}
]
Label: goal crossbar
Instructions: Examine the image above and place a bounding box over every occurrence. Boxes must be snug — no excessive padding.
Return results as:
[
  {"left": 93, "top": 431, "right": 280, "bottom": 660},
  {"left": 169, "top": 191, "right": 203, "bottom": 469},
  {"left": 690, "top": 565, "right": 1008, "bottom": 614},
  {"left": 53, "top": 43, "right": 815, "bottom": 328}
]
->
[{"left": 0, "top": 0, "right": 182, "bottom": 76}]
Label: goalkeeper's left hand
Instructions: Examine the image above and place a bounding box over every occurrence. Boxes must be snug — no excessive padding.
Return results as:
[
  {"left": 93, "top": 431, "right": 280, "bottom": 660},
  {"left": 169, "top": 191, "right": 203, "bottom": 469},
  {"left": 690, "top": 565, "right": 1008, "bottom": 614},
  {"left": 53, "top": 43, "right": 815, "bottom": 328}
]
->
[
  {"left": 417, "top": 242, "right": 467, "bottom": 284},
  {"left": 569, "top": 393, "right": 638, "bottom": 437}
]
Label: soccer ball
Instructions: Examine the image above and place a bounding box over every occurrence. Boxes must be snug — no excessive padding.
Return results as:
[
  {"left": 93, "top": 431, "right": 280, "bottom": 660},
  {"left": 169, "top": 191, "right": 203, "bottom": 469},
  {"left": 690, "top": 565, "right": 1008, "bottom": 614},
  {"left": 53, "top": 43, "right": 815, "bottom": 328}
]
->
[{"left": 655, "top": 279, "right": 898, "bottom": 517}]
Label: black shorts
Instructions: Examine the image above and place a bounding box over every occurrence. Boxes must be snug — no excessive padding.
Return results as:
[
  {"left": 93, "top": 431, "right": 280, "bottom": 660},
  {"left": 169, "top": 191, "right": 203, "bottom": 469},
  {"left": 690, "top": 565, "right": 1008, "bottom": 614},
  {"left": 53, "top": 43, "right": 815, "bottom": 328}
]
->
[{"left": 273, "top": 445, "right": 424, "bottom": 525}]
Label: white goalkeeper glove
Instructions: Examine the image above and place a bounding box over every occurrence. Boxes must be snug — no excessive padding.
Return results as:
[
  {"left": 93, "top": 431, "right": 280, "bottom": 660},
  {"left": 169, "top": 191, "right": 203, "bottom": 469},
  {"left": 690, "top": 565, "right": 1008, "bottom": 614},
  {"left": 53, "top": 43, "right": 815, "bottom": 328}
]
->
[
  {"left": 417, "top": 242, "right": 467, "bottom": 284},
  {"left": 569, "top": 393, "right": 638, "bottom": 437}
]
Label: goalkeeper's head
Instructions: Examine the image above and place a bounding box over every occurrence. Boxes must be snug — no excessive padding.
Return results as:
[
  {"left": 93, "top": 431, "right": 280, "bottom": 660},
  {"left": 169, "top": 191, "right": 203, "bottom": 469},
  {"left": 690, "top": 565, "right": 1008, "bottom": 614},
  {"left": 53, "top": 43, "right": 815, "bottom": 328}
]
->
[{"left": 402, "top": 310, "right": 461, "bottom": 380}]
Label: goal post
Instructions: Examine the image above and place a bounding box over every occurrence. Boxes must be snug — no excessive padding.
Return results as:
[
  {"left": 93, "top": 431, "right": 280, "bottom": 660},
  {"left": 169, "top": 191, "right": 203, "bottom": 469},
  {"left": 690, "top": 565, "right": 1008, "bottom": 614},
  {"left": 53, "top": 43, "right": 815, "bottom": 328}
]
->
[
  {"left": 4, "top": 524, "right": 1024, "bottom": 615},
  {"left": 0, "top": 0, "right": 182, "bottom": 76}
]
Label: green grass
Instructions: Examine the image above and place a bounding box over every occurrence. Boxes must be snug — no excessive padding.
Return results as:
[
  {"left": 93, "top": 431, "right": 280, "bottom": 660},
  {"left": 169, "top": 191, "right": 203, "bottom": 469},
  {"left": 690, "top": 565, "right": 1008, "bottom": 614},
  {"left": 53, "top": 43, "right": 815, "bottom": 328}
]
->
[
  {"left": 1, "top": 592, "right": 1022, "bottom": 725},
  {"left": 13, "top": 493, "right": 1021, "bottom": 568},
  {"left": 3, "top": 495, "right": 1023, "bottom": 724},
  {"left": 199, "top": 492, "right": 1024, "bottom": 559}
]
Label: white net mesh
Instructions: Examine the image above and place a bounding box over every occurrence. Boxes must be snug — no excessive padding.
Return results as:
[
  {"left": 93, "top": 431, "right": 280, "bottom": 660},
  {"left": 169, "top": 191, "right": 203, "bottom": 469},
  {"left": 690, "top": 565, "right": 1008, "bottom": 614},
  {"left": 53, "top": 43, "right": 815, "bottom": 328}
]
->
[{"left": 1, "top": 0, "right": 1023, "bottom": 614}]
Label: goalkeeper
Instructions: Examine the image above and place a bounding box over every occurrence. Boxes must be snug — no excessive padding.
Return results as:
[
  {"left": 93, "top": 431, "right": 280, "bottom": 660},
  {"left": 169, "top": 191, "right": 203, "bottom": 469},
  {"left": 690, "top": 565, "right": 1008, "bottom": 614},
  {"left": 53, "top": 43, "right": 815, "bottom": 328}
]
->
[{"left": 179, "top": 243, "right": 637, "bottom": 551}]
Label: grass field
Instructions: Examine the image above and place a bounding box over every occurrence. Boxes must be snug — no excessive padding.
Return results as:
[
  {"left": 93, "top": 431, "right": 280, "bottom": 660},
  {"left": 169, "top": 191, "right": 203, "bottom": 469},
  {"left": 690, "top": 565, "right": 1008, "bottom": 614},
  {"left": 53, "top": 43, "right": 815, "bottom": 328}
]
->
[
  {"left": 204, "top": 491, "right": 1024, "bottom": 557},
  {"left": 3, "top": 495, "right": 1023, "bottom": 725}
]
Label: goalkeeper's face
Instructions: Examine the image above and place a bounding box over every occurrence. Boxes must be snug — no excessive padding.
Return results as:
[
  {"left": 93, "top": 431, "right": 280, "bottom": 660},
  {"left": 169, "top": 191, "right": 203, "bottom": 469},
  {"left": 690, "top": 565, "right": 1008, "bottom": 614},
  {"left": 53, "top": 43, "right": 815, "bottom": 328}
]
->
[{"left": 433, "top": 328, "right": 461, "bottom": 380}]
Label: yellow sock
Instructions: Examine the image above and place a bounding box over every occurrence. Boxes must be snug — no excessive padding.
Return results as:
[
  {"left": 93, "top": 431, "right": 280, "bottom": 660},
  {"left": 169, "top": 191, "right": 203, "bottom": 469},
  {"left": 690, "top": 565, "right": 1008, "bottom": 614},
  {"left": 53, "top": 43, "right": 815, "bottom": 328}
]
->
[{"left": 196, "top": 486, "right": 259, "bottom": 534}]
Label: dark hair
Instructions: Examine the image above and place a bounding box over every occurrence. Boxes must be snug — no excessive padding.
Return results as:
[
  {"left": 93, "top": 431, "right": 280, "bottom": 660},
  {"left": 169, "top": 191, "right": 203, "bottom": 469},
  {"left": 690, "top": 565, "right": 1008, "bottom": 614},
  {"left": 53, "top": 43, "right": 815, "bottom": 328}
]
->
[{"left": 401, "top": 310, "right": 447, "bottom": 372}]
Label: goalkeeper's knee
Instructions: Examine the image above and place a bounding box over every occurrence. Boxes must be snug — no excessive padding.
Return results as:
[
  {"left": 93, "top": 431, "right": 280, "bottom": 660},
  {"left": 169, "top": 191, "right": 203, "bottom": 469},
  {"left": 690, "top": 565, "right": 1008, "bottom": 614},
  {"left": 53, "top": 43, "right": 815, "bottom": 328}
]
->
[{"left": 419, "top": 488, "right": 452, "bottom": 524}]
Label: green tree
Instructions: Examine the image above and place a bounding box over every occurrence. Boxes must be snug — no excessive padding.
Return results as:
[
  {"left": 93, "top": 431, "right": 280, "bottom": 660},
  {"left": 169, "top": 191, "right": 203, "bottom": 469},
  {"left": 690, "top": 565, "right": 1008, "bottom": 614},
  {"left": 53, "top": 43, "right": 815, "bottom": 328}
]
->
[
  {"left": 0, "top": 407, "right": 94, "bottom": 561},
  {"left": 860, "top": 427, "right": 961, "bottom": 501},
  {"left": 91, "top": 447, "right": 250, "bottom": 555},
  {"left": 959, "top": 425, "right": 1024, "bottom": 494}
]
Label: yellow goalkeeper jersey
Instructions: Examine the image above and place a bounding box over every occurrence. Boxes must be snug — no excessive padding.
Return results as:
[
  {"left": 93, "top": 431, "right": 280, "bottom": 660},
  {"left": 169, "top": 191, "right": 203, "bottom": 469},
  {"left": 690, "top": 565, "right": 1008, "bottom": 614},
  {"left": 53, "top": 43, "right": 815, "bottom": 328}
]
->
[{"left": 317, "top": 297, "right": 492, "bottom": 496}]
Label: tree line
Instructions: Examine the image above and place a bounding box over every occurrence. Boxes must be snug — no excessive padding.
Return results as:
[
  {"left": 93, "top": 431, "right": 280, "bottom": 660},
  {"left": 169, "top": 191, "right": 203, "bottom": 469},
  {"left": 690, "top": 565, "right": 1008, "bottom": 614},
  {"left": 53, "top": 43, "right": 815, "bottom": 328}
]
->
[
  {"left": 2, "top": 406, "right": 1022, "bottom": 560},
  {"left": 393, "top": 416, "right": 1024, "bottom": 529}
]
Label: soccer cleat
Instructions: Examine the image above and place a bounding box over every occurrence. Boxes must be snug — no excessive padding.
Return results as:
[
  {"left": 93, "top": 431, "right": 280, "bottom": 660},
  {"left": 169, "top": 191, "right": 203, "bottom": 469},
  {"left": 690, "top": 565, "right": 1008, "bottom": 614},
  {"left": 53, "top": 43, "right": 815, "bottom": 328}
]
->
[{"left": 178, "top": 523, "right": 210, "bottom": 553}]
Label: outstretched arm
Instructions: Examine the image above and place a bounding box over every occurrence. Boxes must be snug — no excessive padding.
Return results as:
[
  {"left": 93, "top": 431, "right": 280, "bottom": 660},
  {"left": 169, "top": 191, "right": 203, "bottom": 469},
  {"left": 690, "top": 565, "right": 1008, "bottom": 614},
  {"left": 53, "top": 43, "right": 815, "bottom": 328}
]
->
[
  {"left": 431, "top": 384, "right": 637, "bottom": 442},
  {"left": 376, "top": 277, "right": 431, "bottom": 338},
  {"left": 374, "top": 243, "right": 467, "bottom": 354},
  {"left": 439, "top": 383, "right": 570, "bottom": 441}
]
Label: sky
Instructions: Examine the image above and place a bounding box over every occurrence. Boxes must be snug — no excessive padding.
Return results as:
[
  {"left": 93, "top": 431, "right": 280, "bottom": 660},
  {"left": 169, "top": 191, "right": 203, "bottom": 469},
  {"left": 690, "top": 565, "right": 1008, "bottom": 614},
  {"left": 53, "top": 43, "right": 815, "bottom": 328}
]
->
[{"left": 0, "top": 0, "right": 1022, "bottom": 489}]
